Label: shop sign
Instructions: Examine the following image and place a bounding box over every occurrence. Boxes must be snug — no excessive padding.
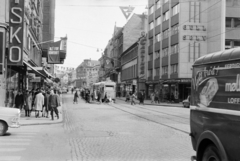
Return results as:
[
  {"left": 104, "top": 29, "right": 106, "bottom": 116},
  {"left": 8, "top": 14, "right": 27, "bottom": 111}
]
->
[
  {"left": 48, "top": 41, "right": 61, "bottom": 64},
  {"left": 8, "top": 0, "right": 25, "bottom": 66},
  {"left": 0, "top": 30, "right": 5, "bottom": 73},
  {"left": 138, "top": 36, "right": 146, "bottom": 78}
]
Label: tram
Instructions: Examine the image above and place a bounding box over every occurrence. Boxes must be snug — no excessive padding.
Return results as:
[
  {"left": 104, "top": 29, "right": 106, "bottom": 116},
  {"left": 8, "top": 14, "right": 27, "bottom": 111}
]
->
[{"left": 93, "top": 81, "right": 116, "bottom": 102}]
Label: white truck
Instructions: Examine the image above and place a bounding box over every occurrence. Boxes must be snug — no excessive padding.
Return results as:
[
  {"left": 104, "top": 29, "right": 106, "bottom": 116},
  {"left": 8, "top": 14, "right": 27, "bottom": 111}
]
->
[{"left": 0, "top": 107, "right": 20, "bottom": 136}]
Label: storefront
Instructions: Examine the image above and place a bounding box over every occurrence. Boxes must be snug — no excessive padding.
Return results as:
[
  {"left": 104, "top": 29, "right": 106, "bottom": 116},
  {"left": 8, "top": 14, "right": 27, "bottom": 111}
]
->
[
  {"left": 145, "top": 80, "right": 159, "bottom": 99},
  {"left": 122, "top": 79, "right": 137, "bottom": 96},
  {"left": 160, "top": 79, "right": 191, "bottom": 103}
]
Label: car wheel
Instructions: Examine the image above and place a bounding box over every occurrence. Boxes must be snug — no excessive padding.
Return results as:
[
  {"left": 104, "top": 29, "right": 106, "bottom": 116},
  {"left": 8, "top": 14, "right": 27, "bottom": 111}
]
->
[
  {"left": 202, "top": 144, "right": 221, "bottom": 161},
  {"left": 0, "top": 121, "right": 8, "bottom": 136}
]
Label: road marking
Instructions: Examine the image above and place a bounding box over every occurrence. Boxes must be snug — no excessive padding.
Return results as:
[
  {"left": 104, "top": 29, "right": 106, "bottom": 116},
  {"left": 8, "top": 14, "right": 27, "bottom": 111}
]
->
[
  {"left": 0, "top": 148, "right": 25, "bottom": 152},
  {"left": 0, "top": 143, "right": 30, "bottom": 146},
  {"left": 0, "top": 156, "right": 21, "bottom": 161}
]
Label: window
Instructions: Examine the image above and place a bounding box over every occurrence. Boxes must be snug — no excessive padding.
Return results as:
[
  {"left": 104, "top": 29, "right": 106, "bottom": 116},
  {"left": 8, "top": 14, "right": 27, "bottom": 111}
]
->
[
  {"left": 226, "top": 17, "right": 232, "bottom": 28},
  {"left": 163, "top": 11, "right": 169, "bottom": 21},
  {"left": 162, "top": 66, "right": 168, "bottom": 75},
  {"left": 234, "top": 41, "right": 240, "bottom": 47},
  {"left": 156, "top": 68, "right": 160, "bottom": 76},
  {"left": 149, "top": 6, "right": 154, "bottom": 14},
  {"left": 171, "top": 44, "right": 179, "bottom": 54},
  {"left": 148, "top": 69, "right": 153, "bottom": 77},
  {"left": 172, "top": 4, "right": 179, "bottom": 16},
  {"left": 155, "top": 16, "right": 161, "bottom": 26},
  {"left": 155, "top": 50, "right": 160, "bottom": 58},
  {"left": 156, "top": 33, "right": 161, "bottom": 42},
  {"left": 149, "top": 22, "right": 154, "bottom": 30},
  {"left": 234, "top": 18, "right": 240, "bottom": 28},
  {"left": 172, "top": 24, "right": 179, "bottom": 35},
  {"left": 163, "top": 0, "right": 169, "bottom": 3},
  {"left": 163, "top": 29, "right": 169, "bottom": 39},
  {"left": 149, "top": 38, "right": 153, "bottom": 46},
  {"left": 163, "top": 48, "right": 168, "bottom": 57},
  {"left": 149, "top": 54, "right": 153, "bottom": 61},
  {"left": 156, "top": 1, "right": 161, "bottom": 9},
  {"left": 171, "top": 64, "right": 178, "bottom": 74}
]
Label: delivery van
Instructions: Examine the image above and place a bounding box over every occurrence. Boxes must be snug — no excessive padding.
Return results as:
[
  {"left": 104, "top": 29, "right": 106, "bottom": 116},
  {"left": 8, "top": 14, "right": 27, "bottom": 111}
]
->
[{"left": 190, "top": 48, "right": 240, "bottom": 161}]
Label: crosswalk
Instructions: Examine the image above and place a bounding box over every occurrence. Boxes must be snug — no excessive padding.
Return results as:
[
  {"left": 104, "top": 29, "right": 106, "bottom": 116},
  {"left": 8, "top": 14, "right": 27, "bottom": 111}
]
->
[{"left": 0, "top": 130, "right": 39, "bottom": 161}]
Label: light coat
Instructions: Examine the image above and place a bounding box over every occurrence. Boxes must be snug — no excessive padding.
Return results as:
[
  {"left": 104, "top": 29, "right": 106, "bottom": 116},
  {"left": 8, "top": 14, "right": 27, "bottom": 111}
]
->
[{"left": 34, "top": 93, "right": 44, "bottom": 111}]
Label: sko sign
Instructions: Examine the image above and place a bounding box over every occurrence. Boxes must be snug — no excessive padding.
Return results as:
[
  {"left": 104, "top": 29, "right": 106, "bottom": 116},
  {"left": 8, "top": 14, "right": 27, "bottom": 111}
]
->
[{"left": 8, "top": 0, "right": 24, "bottom": 66}]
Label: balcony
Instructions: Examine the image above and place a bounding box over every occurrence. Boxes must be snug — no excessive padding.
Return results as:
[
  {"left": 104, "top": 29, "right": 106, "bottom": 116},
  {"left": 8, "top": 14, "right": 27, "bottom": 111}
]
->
[
  {"left": 162, "top": 20, "right": 169, "bottom": 31},
  {"left": 154, "top": 75, "right": 160, "bottom": 80},
  {"left": 155, "top": 25, "right": 161, "bottom": 35},
  {"left": 171, "top": 0, "right": 179, "bottom": 7},
  {"left": 170, "top": 53, "right": 178, "bottom": 64},
  {"left": 162, "top": 2, "right": 169, "bottom": 13},
  {"left": 170, "top": 73, "right": 178, "bottom": 79},
  {"left": 171, "top": 33, "right": 179, "bottom": 45},
  {"left": 161, "top": 74, "right": 168, "bottom": 79},
  {"left": 155, "top": 8, "right": 161, "bottom": 19},
  {"left": 171, "top": 13, "right": 179, "bottom": 26},
  {"left": 148, "top": 13, "right": 154, "bottom": 23},
  {"left": 162, "top": 56, "right": 168, "bottom": 66},
  {"left": 162, "top": 38, "right": 169, "bottom": 49},
  {"left": 148, "top": 60, "right": 153, "bottom": 70},
  {"left": 155, "top": 42, "right": 161, "bottom": 51}
]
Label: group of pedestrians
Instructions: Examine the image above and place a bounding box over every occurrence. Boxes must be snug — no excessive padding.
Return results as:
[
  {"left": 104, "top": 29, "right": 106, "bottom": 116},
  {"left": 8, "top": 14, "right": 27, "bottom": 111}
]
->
[
  {"left": 14, "top": 88, "right": 61, "bottom": 120},
  {"left": 125, "top": 91, "right": 145, "bottom": 105}
]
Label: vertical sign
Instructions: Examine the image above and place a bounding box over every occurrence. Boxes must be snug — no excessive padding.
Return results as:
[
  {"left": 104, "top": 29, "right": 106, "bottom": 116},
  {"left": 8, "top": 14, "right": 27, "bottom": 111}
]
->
[
  {"left": 0, "top": 30, "right": 5, "bottom": 73},
  {"left": 8, "top": 0, "right": 25, "bottom": 66}
]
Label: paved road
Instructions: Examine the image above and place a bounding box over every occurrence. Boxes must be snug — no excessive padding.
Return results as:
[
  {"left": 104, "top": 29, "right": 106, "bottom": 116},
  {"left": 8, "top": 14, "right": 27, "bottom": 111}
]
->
[{"left": 0, "top": 93, "right": 195, "bottom": 161}]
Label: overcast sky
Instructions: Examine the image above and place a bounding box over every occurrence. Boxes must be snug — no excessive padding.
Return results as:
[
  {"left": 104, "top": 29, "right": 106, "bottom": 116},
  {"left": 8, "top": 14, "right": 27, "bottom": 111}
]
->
[{"left": 54, "top": 0, "right": 147, "bottom": 68}]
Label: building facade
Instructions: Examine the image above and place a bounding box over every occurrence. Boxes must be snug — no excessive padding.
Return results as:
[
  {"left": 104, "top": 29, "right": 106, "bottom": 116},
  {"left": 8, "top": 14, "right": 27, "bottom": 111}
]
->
[
  {"left": 147, "top": 0, "right": 240, "bottom": 102},
  {"left": 76, "top": 59, "right": 100, "bottom": 89}
]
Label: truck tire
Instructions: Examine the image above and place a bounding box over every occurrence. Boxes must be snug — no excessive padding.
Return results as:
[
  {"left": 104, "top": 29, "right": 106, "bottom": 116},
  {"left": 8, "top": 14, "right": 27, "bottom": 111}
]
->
[
  {"left": 202, "top": 144, "right": 221, "bottom": 161},
  {"left": 0, "top": 121, "right": 8, "bottom": 136}
]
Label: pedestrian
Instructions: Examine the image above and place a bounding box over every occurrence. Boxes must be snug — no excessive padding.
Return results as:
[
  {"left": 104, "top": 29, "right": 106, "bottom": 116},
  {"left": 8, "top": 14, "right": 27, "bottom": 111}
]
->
[
  {"left": 43, "top": 91, "right": 50, "bottom": 118},
  {"left": 25, "top": 91, "right": 32, "bottom": 117},
  {"left": 71, "top": 88, "right": 74, "bottom": 94},
  {"left": 15, "top": 90, "right": 24, "bottom": 110},
  {"left": 125, "top": 92, "right": 130, "bottom": 102},
  {"left": 73, "top": 90, "right": 79, "bottom": 104},
  {"left": 155, "top": 91, "right": 159, "bottom": 104},
  {"left": 131, "top": 92, "right": 137, "bottom": 105},
  {"left": 48, "top": 90, "right": 60, "bottom": 120},
  {"left": 151, "top": 92, "right": 155, "bottom": 104},
  {"left": 34, "top": 89, "right": 44, "bottom": 118},
  {"left": 138, "top": 91, "right": 144, "bottom": 105}
]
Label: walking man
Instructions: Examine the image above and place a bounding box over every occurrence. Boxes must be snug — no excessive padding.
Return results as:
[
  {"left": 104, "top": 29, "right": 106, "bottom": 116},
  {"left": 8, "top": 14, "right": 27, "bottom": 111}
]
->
[
  {"left": 49, "top": 90, "right": 60, "bottom": 120},
  {"left": 34, "top": 89, "right": 44, "bottom": 118}
]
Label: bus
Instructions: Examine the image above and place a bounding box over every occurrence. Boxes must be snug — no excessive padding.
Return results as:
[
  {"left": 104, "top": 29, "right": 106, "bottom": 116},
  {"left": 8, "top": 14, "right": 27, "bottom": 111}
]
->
[
  {"left": 93, "top": 81, "right": 116, "bottom": 102},
  {"left": 190, "top": 48, "right": 240, "bottom": 161}
]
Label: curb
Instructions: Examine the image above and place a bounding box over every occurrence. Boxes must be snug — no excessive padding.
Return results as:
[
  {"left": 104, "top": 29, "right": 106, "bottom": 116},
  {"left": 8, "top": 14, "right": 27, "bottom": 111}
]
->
[
  {"left": 116, "top": 98, "right": 183, "bottom": 107},
  {"left": 20, "top": 120, "right": 63, "bottom": 126}
]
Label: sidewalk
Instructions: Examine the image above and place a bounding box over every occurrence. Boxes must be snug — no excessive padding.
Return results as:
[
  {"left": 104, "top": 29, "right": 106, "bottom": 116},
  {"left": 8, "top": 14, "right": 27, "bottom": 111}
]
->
[
  {"left": 116, "top": 97, "right": 183, "bottom": 107},
  {"left": 20, "top": 95, "right": 64, "bottom": 126}
]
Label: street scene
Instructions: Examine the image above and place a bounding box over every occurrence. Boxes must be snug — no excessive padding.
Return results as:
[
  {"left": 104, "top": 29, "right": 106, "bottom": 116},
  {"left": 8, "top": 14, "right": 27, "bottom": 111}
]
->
[
  {"left": 1, "top": 93, "right": 194, "bottom": 161},
  {"left": 1, "top": 0, "right": 240, "bottom": 161}
]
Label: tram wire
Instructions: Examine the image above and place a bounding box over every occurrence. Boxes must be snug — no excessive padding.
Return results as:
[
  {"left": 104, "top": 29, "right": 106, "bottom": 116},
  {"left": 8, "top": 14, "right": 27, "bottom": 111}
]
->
[{"left": 108, "top": 103, "right": 189, "bottom": 135}]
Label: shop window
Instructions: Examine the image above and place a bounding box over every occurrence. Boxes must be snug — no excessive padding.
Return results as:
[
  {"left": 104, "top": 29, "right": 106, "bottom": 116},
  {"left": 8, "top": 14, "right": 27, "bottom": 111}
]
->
[
  {"left": 171, "top": 64, "right": 178, "bottom": 73},
  {"left": 162, "top": 66, "right": 168, "bottom": 75},
  {"left": 172, "top": 4, "right": 179, "bottom": 16},
  {"left": 163, "top": 11, "right": 169, "bottom": 21},
  {"left": 163, "top": 48, "right": 168, "bottom": 57}
]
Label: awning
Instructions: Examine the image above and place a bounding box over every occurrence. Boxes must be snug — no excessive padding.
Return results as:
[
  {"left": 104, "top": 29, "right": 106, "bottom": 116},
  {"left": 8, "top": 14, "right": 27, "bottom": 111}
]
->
[
  {"left": 31, "top": 67, "right": 54, "bottom": 79},
  {"left": 24, "top": 61, "right": 47, "bottom": 79}
]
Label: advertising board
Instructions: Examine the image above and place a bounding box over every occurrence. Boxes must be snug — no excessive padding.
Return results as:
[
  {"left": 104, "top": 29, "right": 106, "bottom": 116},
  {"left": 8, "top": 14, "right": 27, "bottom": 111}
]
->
[{"left": 192, "top": 61, "right": 240, "bottom": 110}]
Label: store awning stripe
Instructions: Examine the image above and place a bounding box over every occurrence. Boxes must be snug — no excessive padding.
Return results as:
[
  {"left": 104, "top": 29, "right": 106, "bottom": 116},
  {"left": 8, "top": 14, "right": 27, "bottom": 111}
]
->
[{"left": 23, "top": 61, "right": 47, "bottom": 79}]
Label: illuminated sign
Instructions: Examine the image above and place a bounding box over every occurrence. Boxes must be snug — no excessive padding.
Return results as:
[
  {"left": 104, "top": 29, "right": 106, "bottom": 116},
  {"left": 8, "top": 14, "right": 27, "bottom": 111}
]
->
[{"left": 8, "top": 0, "right": 25, "bottom": 66}]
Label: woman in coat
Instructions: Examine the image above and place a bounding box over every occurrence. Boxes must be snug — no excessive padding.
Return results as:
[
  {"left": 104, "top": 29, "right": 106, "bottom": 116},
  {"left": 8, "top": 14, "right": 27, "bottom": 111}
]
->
[
  {"left": 25, "top": 91, "right": 32, "bottom": 117},
  {"left": 34, "top": 90, "right": 44, "bottom": 118}
]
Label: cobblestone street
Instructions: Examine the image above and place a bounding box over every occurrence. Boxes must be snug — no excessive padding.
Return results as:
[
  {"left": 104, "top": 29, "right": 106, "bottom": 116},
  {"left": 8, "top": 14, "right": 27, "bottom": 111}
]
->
[{"left": 63, "top": 94, "right": 195, "bottom": 161}]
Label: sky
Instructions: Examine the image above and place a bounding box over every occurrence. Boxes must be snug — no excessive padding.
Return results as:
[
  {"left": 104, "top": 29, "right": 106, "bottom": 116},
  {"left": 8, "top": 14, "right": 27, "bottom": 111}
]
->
[{"left": 54, "top": 0, "right": 147, "bottom": 68}]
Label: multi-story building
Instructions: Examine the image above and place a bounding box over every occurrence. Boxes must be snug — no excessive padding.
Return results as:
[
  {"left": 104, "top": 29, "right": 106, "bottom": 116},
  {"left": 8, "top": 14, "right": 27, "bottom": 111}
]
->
[
  {"left": 147, "top": 0, "right": 240, "bottom": 102},
  {"left": 76, "top": 59, "right": 100, "bottom": 88}
]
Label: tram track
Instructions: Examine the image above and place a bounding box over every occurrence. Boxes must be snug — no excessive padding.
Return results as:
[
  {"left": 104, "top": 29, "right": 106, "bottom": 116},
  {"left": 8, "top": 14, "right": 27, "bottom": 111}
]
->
[{"left": 109, "top": 103, "right": 189, "bottom": 135}]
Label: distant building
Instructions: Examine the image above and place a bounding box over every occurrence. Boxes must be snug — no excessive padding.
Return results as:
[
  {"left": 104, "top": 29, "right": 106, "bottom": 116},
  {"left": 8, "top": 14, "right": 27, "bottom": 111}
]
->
[{"left": 76, "top": 59, "right": 100, "bottom": 88}]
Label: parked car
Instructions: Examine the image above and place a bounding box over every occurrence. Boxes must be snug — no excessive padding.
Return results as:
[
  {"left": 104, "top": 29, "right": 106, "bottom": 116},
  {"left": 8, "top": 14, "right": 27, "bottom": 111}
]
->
[
  {"left": 182, "top": 96, "right": 190, "bottom": 108},
  {"left": 0, "top": 107, "right": 20, "bottom": 136}
]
